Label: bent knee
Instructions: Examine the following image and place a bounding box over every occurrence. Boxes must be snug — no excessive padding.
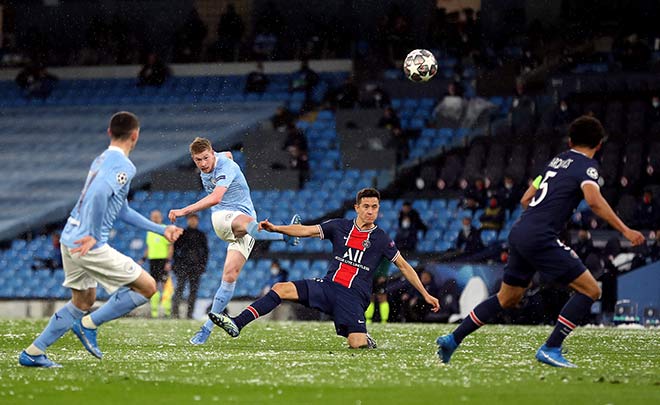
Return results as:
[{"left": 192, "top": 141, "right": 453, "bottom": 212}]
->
[
  {"left": 586, "top": 286, "right": 601, "bottom": 301},
  {"left": 497, "top": 294, "right": 522, "bottom": 309},
  {"left": 142, "top": 280, "right": 158, "bottom": 298}
]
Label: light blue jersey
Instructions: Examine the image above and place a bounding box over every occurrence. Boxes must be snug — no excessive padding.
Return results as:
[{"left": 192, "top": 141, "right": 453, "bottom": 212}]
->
[
  {"left": 200, "top": 152, "right": 256, "bottom": 218},
  {"left": 61, "top": 146, "right": 164, "bottom": 250}
]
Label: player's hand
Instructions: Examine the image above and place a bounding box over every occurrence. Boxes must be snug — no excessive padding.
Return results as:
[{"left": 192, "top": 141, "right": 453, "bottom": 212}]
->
[
  {"left": 168, "top": 209, "right": 185, "bottom": 223},
  {"left": 71, "top": 235, "right": 97, "bottom": 256},
  {"left": 425, "top": 294, "right": 441, "bottom": 312},
  {"left": 623, "top": 228, "right": 645, "bottom": 246},
  {"left": 164, "top": 225, "right": 184, "bottom": 243},
  {"left": 258, "top": 219, "right": 277, "bottom": 232}
]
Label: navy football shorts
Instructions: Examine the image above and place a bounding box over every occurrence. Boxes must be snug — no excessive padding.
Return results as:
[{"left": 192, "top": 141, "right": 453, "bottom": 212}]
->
[
  {"left": 293, "top": 278, "right": 368, "bottom": 337},
  {"left": 503, "top": 237, "right": 587, "bottom": 288}
]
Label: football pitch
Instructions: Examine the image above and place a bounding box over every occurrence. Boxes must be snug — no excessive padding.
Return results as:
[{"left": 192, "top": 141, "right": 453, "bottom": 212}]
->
[{"left": 1, "top": 319, "right": 658, "bottom": 404}]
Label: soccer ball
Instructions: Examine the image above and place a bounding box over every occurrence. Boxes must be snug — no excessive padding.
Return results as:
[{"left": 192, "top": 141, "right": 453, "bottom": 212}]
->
[{"left": 403, "top": 49, "right": 438, "bottom": 82}]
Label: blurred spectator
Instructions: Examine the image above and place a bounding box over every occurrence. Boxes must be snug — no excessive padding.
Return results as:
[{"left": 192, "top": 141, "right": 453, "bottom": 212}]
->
[
  {"left": 649, "top": 230, "right": 660, "bottom": 262},
  {"left": 271, "top": 106, "right": 295, "bottom": 132},
  {"left": 456, "top": 216, "right": 484, "bottom": 254},
  {"left": 15, "top": 62, "right": 58, "bottom": 98},
  {"left": 647, "top": 95, "right": 660, "bottom": 130},
  {"left": 519, "top": 48, "right": 541, "bottom": 74},
  {"left": 141, "top": 210, "right": 173, "bottom": 318},
  {"left": 618, "top": 33, "right": 651, "bottom": 71},
  {"left": 328, "top": 75, "right": 359, "bottom": 109},
  {"left": 138, "top": 53, "right": 170, "bottom": 87},
  {"left": 290, "top": 59, "right": 319, "bottom": 99},
  {"left": 173, "top": 8, "right": 208, "bottom": 63},
  {"left": 172, "top": 214, "right": 208, "bottom": 319},
  {"left": 244, "top": 61, "right": 270, "bottom": 93},
  {"left": 261, "top": 260, "right": 288, "bottom": 296},
  {"left": 479, "top": 197, "right": 505, "bottom": 231},
  {"left": 252, "top": 1, "right": 283, "bottom": 59},
  {"left": 394, "top": 201, "right": 428, "bottom": 256},
  {"left": 283, "top": 122, "right": 308, "bottom": 154},
  {"left": 361, "top": 83, "right": 391, "bottom": 108},
  {"left": 573, "top": 229, "right": 596, "bottom": 261},
  {"left": 635, "top": 190, "right": 660, "bottom": 229},
  {"left": 31, "top": 233, "right": 62, "bottom": 274},
  {"left": 377, "top": 106, "right": 401, "bottom": 130},
  {"left": 551, "top": 98, "right": 578, "bottom": 133},
  {"left": 288, "top": 145, "right": 310, "bottom": 188},
  {"left": 365, "top": 258, "right": 390, "bottom": 323},
  {"left": 400, "top": 270, "right": 442, "bottom": 322},
  {"left": 214, "top": 4, "right": 244, "bottom": 61},
  {"left": 498, "top": 175, "right": 521, "bottom": 216},
  {"left": 462, "top": 178, "right": 487, "bottom": 212},
  {"left": 510, "top": 81, "right": 536, "bottom": 136},
  {"left": 432, "top": 81, "right": 466, "bottom": 128}
]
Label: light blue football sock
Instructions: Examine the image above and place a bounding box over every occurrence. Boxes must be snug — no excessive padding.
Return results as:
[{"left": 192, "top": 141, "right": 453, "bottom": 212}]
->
[
  {"left": 204, "top": 280, "right": 236, "bottom": 330},
  {"left": 33, "top": 301, "right": 85, "bottom": 352},
  {"left": 246, "top": 220, "right": 259, "bottom": 238},
  {"left": 90, "top": 287, "right": 148, "bottom": 327}
]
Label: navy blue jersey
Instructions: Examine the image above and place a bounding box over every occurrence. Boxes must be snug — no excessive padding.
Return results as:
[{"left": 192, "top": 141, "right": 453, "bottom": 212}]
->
[
  {"left": 318, "top": 219, "right": 400, "bottom": 303},
  {"left": 515, "top": 149, "right": 600, "bottom": 239}
]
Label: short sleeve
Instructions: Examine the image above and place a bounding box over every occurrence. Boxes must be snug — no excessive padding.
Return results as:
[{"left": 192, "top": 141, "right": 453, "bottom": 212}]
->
[
  {"left": 578, "top": 161, "right": 601, "bottom": 190},
  {"left": 318, "top": 219, "right": 339, "bottom": 240},
  {"left": 105, "top": 162, "right": 135, "bottom": 194},
  {"left": 213, "top": 159, "right": 238, "bottom": 189},
  {"left": 383, "top": 234, "right": 400, "bottom": 263}
]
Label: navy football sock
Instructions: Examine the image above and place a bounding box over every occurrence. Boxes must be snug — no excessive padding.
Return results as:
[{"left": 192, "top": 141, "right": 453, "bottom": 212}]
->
[
  {"left": 233, "top": 290, "right": 282, "bottom": 330},
  {"left": 452, "top": 295, "right": 502, "bottom": 344},
  {"left": 545, "top": 293, "right": 593, "bottom": 348}
]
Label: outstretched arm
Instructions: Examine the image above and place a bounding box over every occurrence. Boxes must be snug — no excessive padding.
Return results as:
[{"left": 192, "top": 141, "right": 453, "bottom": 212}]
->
[
  {"left": 259, "top": 219, "right": 320, "bottom": 238},
  {"left": 169, "top": 186, "right": 227, "bottom": 222},
  {"left": 520, "top": 180, "right": 539, "bottom": 210},
  {"left": 582, "top": 183, "right": 645, "bottom": 245},
  {"left": 393, "top": 254, "right": 440, "bottom": 312},
  {"left": 119, "top": 201, "right": 183, "bottom": 242}
]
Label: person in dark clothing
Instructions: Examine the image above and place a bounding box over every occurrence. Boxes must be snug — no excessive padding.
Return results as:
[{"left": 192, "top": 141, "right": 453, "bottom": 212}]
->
[
  {"left": 31, "top": 233, "right": 63, "bottom": 274},
  {"left": 394, "top": 201, "right": 428, "bottom": 256},
  {"left": 456, "top": 216, "right": 483, "bottom": 254},
  {"left": 271, "top": 106, "right": 295, "bottom": 132},
  {"left": 498, "top": 175, "right": 522, "bottom": 216},
  {"left": 244, "top": 61, "right": 270, "bottom": 93},
  {"left": 290, "top": 59, "right": 319, "bottom": 100},
  {"left": 377, "top": 106, "right": 401, "bottom": 130},
  {"left": 330, "top": 76, "right": 359, "bottom": 109},
  {"left": 215, "top": 3, "right": 245, "bottom": 61},
  {"left": 138, "top": 53, "right": 170, "bottom": 87},
  {"left": 479, "top": 197, "right": 505, "bottom": 231},
  {"left": 573, "top": 229, "right": 596, "bottom": 262},
  {"left": 173, "top": 8, "right": 208, "bottom": 63},
  {"left": 635, "top": 190, "right": 660, "bottom": 229},
  {"left": 15, "top": 62, "right": 58, "bottom": 98},
  {"left": 172, "top": 214, "right": 209, "bottom": 319}
]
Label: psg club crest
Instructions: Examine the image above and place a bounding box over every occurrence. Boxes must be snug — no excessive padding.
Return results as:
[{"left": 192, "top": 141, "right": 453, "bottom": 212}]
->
[{"left": 362, "top": 240, "right": 371, "bottom": 249}]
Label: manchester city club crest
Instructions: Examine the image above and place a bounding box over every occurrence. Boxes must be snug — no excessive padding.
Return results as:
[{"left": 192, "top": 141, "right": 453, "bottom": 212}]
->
[{"left": 362, "top": 240, "right": 371, "bottom": 249}]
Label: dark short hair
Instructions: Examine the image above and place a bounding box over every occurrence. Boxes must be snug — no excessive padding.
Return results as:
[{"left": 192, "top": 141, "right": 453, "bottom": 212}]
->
[
  {"left": 186, "top": 213, "right": 199, "bottom": 219},
  {"left": 356, "top": 188, "right": 380, "bottom": 205},
  {"left": 109, "top": 111, "right": 139, "bottom": 140},
  {"left": 568, "top": 115, "right": 605, "bottom": 148},
  {"left": 403, "top": 201, "right": 412, "bottom": 207}
]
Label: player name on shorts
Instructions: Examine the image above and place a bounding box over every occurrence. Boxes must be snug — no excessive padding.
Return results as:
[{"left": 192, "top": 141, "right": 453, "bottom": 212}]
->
[{"left": 548, "top": 157, "right": 574, "bottom": 169}]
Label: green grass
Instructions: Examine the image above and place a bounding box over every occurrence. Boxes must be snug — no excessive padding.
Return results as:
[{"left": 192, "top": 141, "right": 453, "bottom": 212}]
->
[{"left": 1, "top": 319, "right": 658, "bottom": 404}]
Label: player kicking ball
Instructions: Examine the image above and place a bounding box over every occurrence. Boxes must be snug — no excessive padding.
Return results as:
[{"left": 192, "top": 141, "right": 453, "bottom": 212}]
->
[
  {"left": 436, "top": 116, "right": 645, "bottom": 368},
  {"left": 209, "top": 188, "right": 440, "bottom": 349},
  {"left": 168, "top": 137, "right": 299, "bottom": 345}
]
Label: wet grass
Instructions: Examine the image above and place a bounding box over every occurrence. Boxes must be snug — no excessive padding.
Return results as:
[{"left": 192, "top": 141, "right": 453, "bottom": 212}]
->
[{"left": 1, "top": 319, "right": 658, "bottom": 404}]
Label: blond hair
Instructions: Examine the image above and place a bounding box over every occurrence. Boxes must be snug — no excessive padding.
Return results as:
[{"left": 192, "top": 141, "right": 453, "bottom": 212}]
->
[{"left": 189, "top": 137, "right": 213, "bottom": 155}]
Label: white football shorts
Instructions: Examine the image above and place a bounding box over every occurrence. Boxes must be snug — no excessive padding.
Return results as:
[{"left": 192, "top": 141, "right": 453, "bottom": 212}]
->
[
  {"left": 211, "top": 210, "right": 255, "bottom": 259},
  {"left": 61, "top": 244, "right": 143, "bottom": 293}
]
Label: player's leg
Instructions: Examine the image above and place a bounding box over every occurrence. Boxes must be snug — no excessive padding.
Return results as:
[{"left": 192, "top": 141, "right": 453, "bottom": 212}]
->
[
  {"left": 537, "top": 270, "right": 600, "bottom": 368},
  {"left": 149, "top": 260, "right": 166, "bottom": 318},
  {"left": 209, "top": 281, "right": 296, "bottom": 337},
  {"left": 20, "top": 288, "right": 95, "bottom": 368},
  {"left": 187, "top": 270, "right": 201, "bottom": 319},
  {"left": 534, "top": 242, "right": 597, "bottom": 367},
  {"left": 230, "top": 212, "right": 301, "bottom": 245},
  {"left": 436, "top": 245, "right": 531, "bottom": 363},
  {"left": 20, "top": 245, "right": 97, "bottom": 367},
  {"left": 192, "top": 241, "right": 250, "bottom": 344}
]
